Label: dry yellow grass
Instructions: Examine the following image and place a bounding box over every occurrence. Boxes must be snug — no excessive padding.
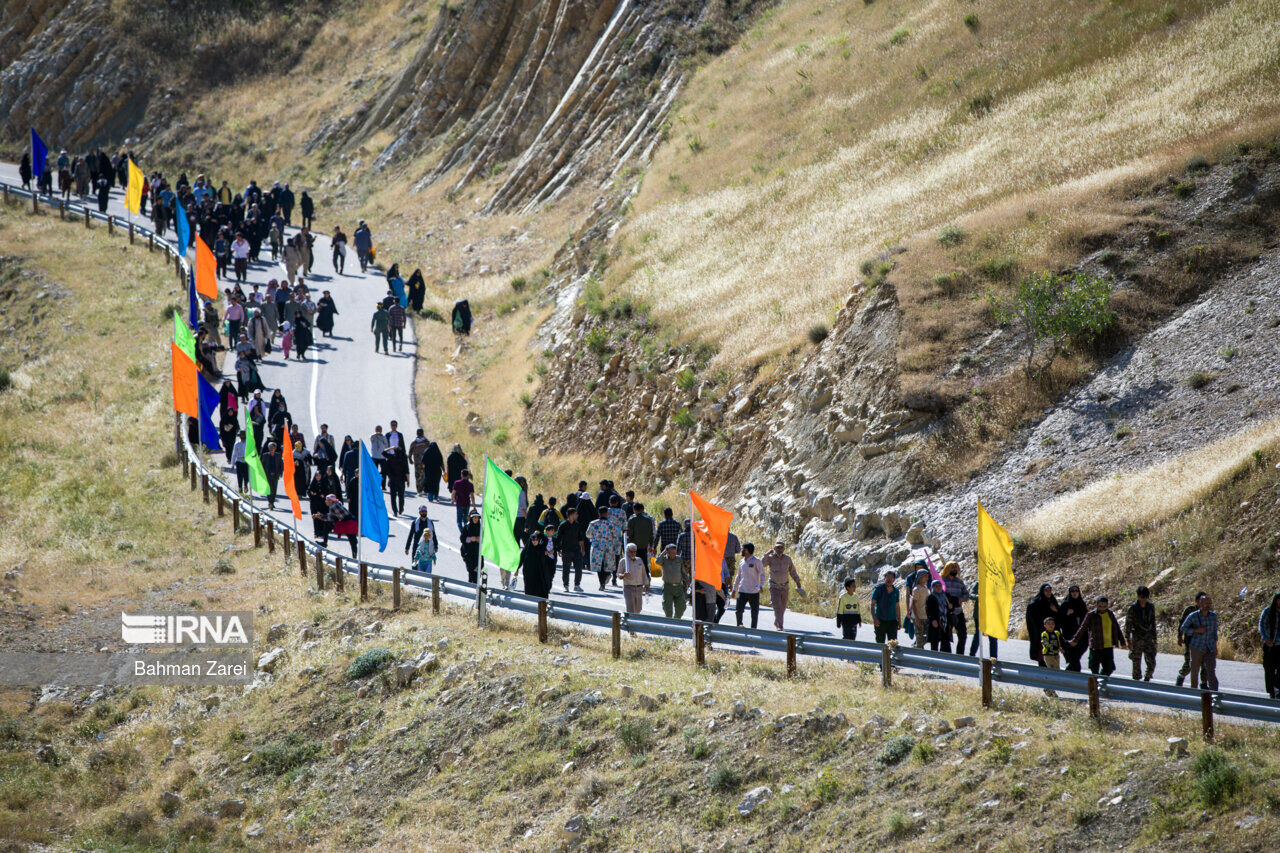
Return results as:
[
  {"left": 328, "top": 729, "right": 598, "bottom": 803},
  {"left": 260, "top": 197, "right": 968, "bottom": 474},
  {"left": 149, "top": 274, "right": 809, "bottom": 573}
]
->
[
  {"left": 1016, "top": 420, "right": 1280, "bottom": 549},
  {"left": 613, "top": 0, "right": 1280, "bottom": 366}
]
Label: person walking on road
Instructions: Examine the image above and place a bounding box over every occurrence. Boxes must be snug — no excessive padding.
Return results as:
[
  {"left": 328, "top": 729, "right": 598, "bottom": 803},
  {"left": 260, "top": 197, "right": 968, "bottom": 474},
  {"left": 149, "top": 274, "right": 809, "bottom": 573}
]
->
[
  {"left": 461, "top": 508, "right": 482, "bottom": 584},
  {"left": 604, "top": 494, "right": 627, "bottom": 586},
  {"left": 762, "top": 541, "right": 804, "bottom": 631},
  {"left": 587, "top": 512, "right": 612, "bottom": 592},
  {"left": 1125, "top": 586, "right": 1158, "bottom": 681},
  {"left": 316, "top": 291, "right": 338, "bottom": 337},
  {"left": 1180, "top": 594, "right": 1220, "bottom": 691},
  {"left": 353, "top": 221, "right": 373, "bottom": 272},
  {"left": 1026, "top": 584, "right": 1059, "bottom": 667},
  {"left": 413, "top": 527, "right": 437, "bottom": 575},
  {"left": 836, "top": 577, "right": 862, "bottom": 641},
  {"left": 408, "top": 429, "right": 430, "bottom": 494},
  {"left": 405, "top": 506, "right": 437, "bottom": 557},
  {"left": 941, "top": 561, "right": 969, "bottom": 655},
  {"left": 232, "top": 431, "right": 249, "bottom": 492},
  {"left": 384, "top": 443, "right": 409, "bottom": 516},
  {"left": 19, "top": 153, "right": 32, "bottom": 190},
  {"left": 1261, "top": 592, "right": 1280, "bottom": 699},
  {"left": 1059, "top": 585, "right": 1088, "bottom": 672},
  {"left": 422, "top": 441, "right": 444, "bottom": 502},
  {"left": 626, "top": 503, "right": 655, "bottom": 561},
  {"left": 1070, "top": 596, "right": 1126, "bottom": 677},
  {"left": 909, "top": 573, "right": 930, "bottom": 649},
  {"left": 316, "top": 494, "right": 358, "bottom": 557},
  {"left": 557, "top": 507, "right": 586, "bottom": 592},
  {"left": 656, "top": 507, "right": 681, "bottom": 552},
  {"left": 658, "top": 542, "right": 689, "bottom": 619},
  {"left": 407, "top": 269, "right": 426, "bottom": 313},
  {"left": 389, "top": 301, "right": 407, "bottom": 352},
  {"left": 1176, "top": 592, "right": 1207, "bottom": 687},
  {"left": 871, "top": 570, "right": 901, "bottom": 643},
  {"left": 261, "top": 442, "right": 283, "bottom": 510},
  {"left": 445, "top": 445, "right": 467, "bottom": 495},
  {"left": 927, "top": 580, "right": 952, "bottom": 652},
  {"left": 732, "top": 542, "right": 765, "bottom": 629},
  {"left": 231, "top": 232, "right": 250, "bottom": 282},
  {"left": 332, "top": 226, "right": 347, "bottom": 274},
  {"left": 300, "top": 191, "right": 315, "bottom": 229},
  {"left": 451, "top": 469, "right": 475, "bottom": 533},
  {"left": 619, "top": 543, "right": 648, "bottom": 615},
  {"left": 371, "top": 303, "right": 391, "bottom": 353},
  {"left": 520, "top": 530, "right": 553, "bottom": 598}
]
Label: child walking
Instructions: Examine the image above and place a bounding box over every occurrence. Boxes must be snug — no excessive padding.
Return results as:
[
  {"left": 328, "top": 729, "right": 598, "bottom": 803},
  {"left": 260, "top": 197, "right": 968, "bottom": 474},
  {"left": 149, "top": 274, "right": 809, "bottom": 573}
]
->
[
  {"left": 1040, "top": 615, "right": 1063, "bottom": 696},
  {"left": 836, "top": 578, "right": 862, "bottom": 641},
  {"left": 413, "top": 528, "right": 436, "bottom": 575}
]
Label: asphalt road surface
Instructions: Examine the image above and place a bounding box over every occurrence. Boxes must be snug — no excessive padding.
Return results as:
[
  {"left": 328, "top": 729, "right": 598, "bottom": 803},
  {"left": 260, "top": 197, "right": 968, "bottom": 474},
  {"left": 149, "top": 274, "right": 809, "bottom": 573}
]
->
[{"left": 0, "top": 163, "right": 1270, "bottom": 700}]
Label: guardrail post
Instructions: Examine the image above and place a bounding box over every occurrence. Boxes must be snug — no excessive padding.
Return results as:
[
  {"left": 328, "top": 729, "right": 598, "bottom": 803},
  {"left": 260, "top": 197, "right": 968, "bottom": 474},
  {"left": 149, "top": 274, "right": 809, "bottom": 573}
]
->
[
  {"left": 59, "top": 199, "right": 65, "bottom": 220},
  {"left": 231, "top": 499, "right": 240, "bottom": 533},
  {"left": 477, "top": 585, "right": 488, "bottom": 627},
  {"left": 107, "top": 215, "right": 113, "bottom": 236},
  {"left": 298, "top": 541, "right": 307, "bottom": 578},
  {"left": 252, "top": 512, "right": 261, "bottom": 548},
  {"left": 189, "top": 462, "right": 197, "bottom": 491},
  {"left": 148, "top": 234, "right": 154, "bottom": 252},
  {"left": 359, "top": 562, "right": 368, "bottom": 601},
  {"left": 32, "top": 193, "right": 38, "bottom": 214},
  {"left": 282, "top": 527, "right": 291, "bottom": 558},
  {"left": 201, "top": 473, "right": 209, "bottom": 503},
  {"left": 694, "top": 622, "right": 706, "bottom": 667},
  {"left": 84, "top": 208, "right": 90, "bottom": 228},
  {"left": 334, "top": 556, "right": 343, "bottom": 592},
  {"left": 216, "top": 487, "right": 224, "bottom": 517},
  {"left": 267, "top": 520, "right": 275, "bottom": 554},
  {"left": 432, "top": 576, "right": 441, "bottom": 614},
  {"left": 537, "top": 601, "right": 548, "bottom": 643},
  {"left": 880, "top": 645, "right": 892, "bottom": 687},
  {"left": 2, "top": 185, "right": 7, "bottom": 204},
  {"left": 786, "top": 635, "right": 797, "bottom": 679},
  {"left": 982, "top": 658, "right": 993, "bottom": 708},
  {"left": 1087, "top": 677, "right": 1101, "bottom": 721},
  {"left": 128, "top": 222, "right": 134, "bottom": 244},
  {"left": 392, "top": 567, "right": 400, "bottom": 609},
  {"left": 316, "top": 551, "right": 325, "bottom": 591},
  {"left": 1201, "top": 693, "right": 1214, "bottom": 743},
  {"left": 611, "top": 613, "right": 621, "bottom": 659}
]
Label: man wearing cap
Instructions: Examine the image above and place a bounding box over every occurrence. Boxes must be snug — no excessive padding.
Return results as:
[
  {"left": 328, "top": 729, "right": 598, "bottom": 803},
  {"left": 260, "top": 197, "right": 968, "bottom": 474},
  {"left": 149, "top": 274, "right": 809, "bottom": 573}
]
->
[
  {"left": 762, "top": 541, "right": 805, "bottom": 631},
  {"left": 461, "top": 508, "right": 482, "bottom": 584},
  {"left": 405, "top": 506, "right": 438, "bottom": 558},
  {"left": 657, "top": 542, "right": 689, "bottom": 618},
  {"left": 619, "top": 543, "right": 648, "bottom": 614}
]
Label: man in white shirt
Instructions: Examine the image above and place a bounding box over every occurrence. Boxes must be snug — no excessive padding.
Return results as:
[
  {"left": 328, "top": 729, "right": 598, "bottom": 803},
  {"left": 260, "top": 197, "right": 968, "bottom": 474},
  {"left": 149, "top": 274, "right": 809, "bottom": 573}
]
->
[
  {"left": 619, "top": 543, "right": 648, "bottom": 615},
  {"left": 732, "top": 543, "right": 766, "bottom": 629},
  {"left": 369, "top": 426, "right": 388, "bottom": 474}
]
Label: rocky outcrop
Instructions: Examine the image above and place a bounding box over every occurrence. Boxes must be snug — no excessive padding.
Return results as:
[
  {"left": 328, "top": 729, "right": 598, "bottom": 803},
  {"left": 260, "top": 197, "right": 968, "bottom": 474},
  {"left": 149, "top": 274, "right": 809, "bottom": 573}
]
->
[
  {"left": 332, "top": 0, "right": 760, "bottom": 212},
  {"left": 0, "top": 0, "right": 146, "bottom": 147}
]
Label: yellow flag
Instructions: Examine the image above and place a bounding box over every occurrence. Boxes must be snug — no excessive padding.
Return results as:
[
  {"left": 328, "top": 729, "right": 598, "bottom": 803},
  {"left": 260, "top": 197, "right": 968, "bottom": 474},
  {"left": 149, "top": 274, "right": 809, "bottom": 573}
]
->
[
  {"left": 976, "top": 500, "right": 1014, "bottom": 641},
  {"left": 125, "top": 158, "right": 144, "bottom": 215}
]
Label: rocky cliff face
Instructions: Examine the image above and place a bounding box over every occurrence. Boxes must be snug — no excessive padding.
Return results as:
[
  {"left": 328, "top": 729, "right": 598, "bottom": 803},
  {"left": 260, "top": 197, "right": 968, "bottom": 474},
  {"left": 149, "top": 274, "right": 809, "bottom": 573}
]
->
[
  {"left": 318, "top": 0, "right": 759, "bottom": 213},
  {"left": 0, "top": 0, "right": 146, "bottom": 148}
]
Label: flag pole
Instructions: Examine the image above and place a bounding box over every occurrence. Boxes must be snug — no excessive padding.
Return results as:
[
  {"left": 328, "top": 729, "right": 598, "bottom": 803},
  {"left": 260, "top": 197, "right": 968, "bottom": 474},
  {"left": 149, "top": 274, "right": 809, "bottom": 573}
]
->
[
  {"left": 476, "top": 455, "right": 488, "bottom": 605},
  {"left": 688, "top": 471, "right": 696, "bottom": 652}
]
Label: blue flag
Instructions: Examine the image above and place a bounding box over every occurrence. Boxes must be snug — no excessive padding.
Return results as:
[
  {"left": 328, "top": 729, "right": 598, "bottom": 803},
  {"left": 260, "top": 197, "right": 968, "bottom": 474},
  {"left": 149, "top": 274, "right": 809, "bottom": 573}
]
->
[
  {"left": 30, "top": 129, "right": 47, "bottom": 181},
  {"left": 187, "top": 268, "right": 199, "bottom": 331},
  {"left": 390, "top": 275, "right": 408, "bottom": 308},
  {"left": 358, "top": 441, "right": 389, "bottom": 551},
  {"left": 175, "top": 200, "right": 191, "bottom": 257},
  {"left": 196, "top": 372, "right": 222, "bottom": 452}
]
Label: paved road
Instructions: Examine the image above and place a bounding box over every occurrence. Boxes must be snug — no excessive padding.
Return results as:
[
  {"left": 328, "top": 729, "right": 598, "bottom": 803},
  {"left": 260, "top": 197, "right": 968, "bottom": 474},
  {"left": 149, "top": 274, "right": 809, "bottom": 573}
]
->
[{"left": 0, "top": 164, "right": 1271, "bottom": 700}]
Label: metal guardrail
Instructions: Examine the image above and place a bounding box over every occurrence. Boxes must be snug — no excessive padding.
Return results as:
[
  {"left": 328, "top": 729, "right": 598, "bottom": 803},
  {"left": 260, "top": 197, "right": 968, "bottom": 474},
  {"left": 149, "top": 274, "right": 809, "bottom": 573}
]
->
[{"left": 6, "top": 177, "right": 1280, "bottom": 730}]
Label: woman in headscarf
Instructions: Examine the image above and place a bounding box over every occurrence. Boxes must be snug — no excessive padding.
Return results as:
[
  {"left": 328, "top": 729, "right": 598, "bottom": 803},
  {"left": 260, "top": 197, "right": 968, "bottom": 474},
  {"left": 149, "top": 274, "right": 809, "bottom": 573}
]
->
[
  {"left": 452, "top": 299, "right": 472, "bottom": 335},
  {"left": 1025, "top": 584, "right": 1060, "bottom": 667},
  {"left": 927, "top": 579, "right": 952, "bottom": 652},
  {"left": 267, "top": 390, "right": 288, "bottom": 424},
  {"left": 519, "top": 530, "right": 552, "bottom": 598},
  {"left": 293, "top": 315, "right": 314, "bottom": 362},
  {"left": 339, "top": 435, "right": 359, "bottom": 484},
  {"left": 1059, "top": 585, "right": 1089, "bottom": 672},
  {"left": 235, "top": 352, "right": 263, "bottom": 399},
  {"left": 283, "top": 235, "right": 303, "bottom": 286},
  {"left": 316, "top": 291, "right": 338, "bottom": 337},
  {"left": 307, "top": 470, "right": 329, "bottom": 538},
  {"left": 422, "top": 440, "right": 444, "bottom": 501},
  {"left": 292, "top": 435, "right": 313, "bottom": 496},
  {"left": 320, "top": 464, "right": 344, "bottom": 503},
  {"left": 317, "top": 494, "right": 358, "bottom": 557},
  {"left": 406, "top": 269, "right": 426, "bottom": 312},
  {"left": 386, "top": 264, "right": 407, "bottom": 308},
  {"left": 384, "top": 443, "right": 409, "bottom": 516},
  {"left": 445, "top": 444, "right": 467, "bottom": 493},
  {"left": 279, "top": 321, "right": 293, "bottom": 360}
]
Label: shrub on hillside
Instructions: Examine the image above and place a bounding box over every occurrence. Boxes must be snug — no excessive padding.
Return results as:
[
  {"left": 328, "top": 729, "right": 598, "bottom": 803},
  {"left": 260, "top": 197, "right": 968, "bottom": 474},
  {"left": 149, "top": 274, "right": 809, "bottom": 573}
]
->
[
  {"left": 347, "top": 648, "right": 394, "bottom": 680},
  {"left": 990, "top": 270, "right": 1115, "bottom": 379}
]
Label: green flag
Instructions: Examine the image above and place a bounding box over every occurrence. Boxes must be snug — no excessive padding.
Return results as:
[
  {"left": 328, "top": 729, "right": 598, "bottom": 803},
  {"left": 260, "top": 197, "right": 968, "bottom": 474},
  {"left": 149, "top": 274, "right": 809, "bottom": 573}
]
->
[
  {"left": 242, "top": 415, "right": 270, "bottom": 497},
  {"left": 480, "top": 457, "right": 522, "bottom": 572},
  {"left": 173, "top": 310, "right": 196, "bottom": 362}
]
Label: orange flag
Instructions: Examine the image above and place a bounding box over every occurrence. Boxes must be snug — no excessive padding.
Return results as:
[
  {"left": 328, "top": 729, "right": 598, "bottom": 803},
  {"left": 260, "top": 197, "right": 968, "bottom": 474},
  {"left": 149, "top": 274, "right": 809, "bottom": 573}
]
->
[
  {"left": 282, "top": 427, "right": 302, "bottom": 519},
  {"left": 170, "top": 342, "right": 199, "bottom": 417},
  {"left": 195, "top": 236, "right": 218, "bottom": 299},
  {"left": 690, "top": 490, "right": 733, "bottom": 588}
]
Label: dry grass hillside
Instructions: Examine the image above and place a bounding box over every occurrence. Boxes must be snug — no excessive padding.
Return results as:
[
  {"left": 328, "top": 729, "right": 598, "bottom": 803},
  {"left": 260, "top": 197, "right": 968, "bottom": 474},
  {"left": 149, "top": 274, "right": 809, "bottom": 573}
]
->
[{"left": 610, "top": 0, "right": 1280, "bottom": 369}]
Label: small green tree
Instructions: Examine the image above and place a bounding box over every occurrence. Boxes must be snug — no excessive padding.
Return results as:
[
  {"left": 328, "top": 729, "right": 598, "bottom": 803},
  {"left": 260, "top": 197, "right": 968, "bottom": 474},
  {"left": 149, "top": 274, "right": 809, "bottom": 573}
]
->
[{"left": 991, "top": 271, "right": 1115, "bottom": 379}]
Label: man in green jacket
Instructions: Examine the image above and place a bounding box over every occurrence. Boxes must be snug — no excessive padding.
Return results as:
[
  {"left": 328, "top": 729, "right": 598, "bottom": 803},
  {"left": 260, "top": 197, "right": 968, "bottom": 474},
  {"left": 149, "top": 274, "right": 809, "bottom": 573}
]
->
[
  {"left": 656, "top": 543, "right": 689, "bottom": 619},
  {"left": 370, "top": 303, "right": 391, "bottom": 353},
  {"left": 626, "top": 502, "right": 656, "bottom": 561}
]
